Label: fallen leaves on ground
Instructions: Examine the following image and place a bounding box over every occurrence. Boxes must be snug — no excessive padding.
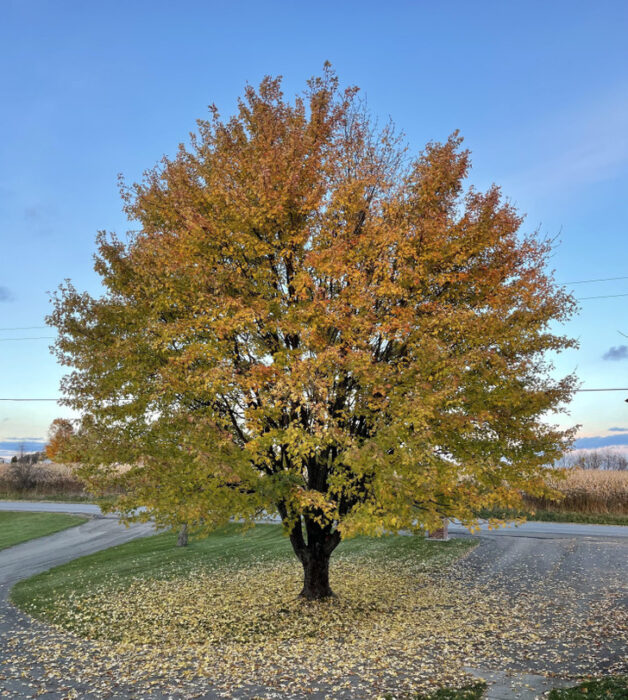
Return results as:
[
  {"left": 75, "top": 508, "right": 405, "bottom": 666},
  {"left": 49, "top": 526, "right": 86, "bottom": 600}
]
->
[{"left": 2, "top": 542, "right": 627, "bottom": 698}]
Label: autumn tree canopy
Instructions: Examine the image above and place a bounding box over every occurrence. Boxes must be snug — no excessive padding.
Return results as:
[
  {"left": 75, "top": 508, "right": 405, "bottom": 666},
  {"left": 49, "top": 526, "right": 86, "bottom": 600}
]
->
[
  {"left": 49, "top": 67, "right": 577, "bottom": 599},
  {"left": 45, "top": 418, "right": 76, "bottom": 462}
]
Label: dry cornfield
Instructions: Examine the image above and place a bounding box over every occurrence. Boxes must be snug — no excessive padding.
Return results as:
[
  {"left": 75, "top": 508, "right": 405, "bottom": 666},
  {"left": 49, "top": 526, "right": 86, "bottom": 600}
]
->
[
  {"left": 0, "top": 461, "right": 87, "bottom": 497},
  {"left": 526, "top": 468, "right": 628, "bottom": 515}
]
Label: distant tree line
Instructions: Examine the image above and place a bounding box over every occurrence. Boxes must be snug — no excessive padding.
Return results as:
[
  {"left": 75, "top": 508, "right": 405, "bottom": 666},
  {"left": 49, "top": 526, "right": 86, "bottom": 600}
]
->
[
  {"left": 10, "top": 450, "right": 47, "bottom": 465},
  {"left": 556, "top": 447, "right": 628, "bottom": 471}
]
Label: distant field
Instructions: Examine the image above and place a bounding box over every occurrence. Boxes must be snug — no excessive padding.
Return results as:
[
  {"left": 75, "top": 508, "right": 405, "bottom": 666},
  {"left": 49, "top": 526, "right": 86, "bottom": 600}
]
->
[
  {"left": 0, "top": 462, "right": 88, "bottom": 499},
  {"left": 526, "top": 468, "right": 628, "bottom": 515},
  {"left": 478, "top": 468, "right": 628, "bottom": 525},
  {"left": 0, "top": 511, "right": 87, "bottom": 550}
]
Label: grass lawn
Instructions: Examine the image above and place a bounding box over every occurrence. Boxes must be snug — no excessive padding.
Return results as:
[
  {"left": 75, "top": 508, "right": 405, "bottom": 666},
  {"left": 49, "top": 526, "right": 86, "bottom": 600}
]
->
[
  {"left": 11, "top": 524, "right": 484, "bottom": 696},
  {"left": 383, "top": 682, "right": 487, "bottom": 699},
  {"left": 476, "top": 507, "right": 628, "bottom": 527},
  {"left": 0, "top": 511, "right": 87, "bottom": 551},
  {"left": 0, "top": 491, "right": 92, "bottom": 502},
  {"left": 12, "top": 523, "right": 474, "bottom": 613},
  {"left": 8, "top": 524, "right": 627, "bottom": 697},
  {"left": 548, "top": 676, "right": 628, "bottom": 698}
]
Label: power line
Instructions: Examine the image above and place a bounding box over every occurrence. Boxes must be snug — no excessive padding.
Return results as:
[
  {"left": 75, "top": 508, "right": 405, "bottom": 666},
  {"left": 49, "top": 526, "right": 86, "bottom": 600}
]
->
[
  {"left": 576, "top": 388, "right": 628, "bottom": 392},
  {"left": 565, "top": 275, "right": 628, "bottom": 285},
  {"left": 0, "top": 398, "right": 60, "bottom": 401},
  {"left": 0, "top": 337, "right": 55, "bottom": 342},
  {"left": 0, "top": 326, "right": 48, "bottom": 331},
  {"left": 2, "top": 387, "right": 628, "bottom": 401},
  {"left": 576, "top": 293, "right": 628, "bottom": 301}
]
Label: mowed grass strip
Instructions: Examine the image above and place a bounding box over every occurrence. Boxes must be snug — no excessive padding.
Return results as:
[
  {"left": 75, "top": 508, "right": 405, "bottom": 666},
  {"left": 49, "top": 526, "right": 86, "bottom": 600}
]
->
[
  {"left": 476, "top": 507, "right": 628, "bottom": 526},
  {"left": 11, "top": 523, "right": 474, "bottom": 619},
  {"left": 548, "top": 676, "right": 628, "bottom": 698},
  {"left": 0, "top": 511, "right": 87, "bottom": 551},
  {"left": 384, "top": 682, "right": 487, "bottom": 699}
]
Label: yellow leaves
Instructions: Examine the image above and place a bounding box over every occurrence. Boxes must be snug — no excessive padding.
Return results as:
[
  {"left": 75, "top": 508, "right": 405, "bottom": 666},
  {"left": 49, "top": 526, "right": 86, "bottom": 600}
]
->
[{"left": 290, "top": 487, "right": 337, "bottom": 525}]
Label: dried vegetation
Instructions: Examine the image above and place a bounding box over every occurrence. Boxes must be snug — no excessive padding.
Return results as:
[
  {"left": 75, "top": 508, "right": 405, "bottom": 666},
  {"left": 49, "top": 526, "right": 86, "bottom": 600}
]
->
[{"left": 526, "top": 468, "right": 628, "bottom": 515}]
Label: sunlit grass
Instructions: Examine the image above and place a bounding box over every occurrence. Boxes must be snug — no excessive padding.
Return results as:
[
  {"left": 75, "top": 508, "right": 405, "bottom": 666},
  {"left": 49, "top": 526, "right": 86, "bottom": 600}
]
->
[
  {"left": 0, "top": 511, "right": 87, "bottom": 551},
  {"left": 548, "top": 676, "right": 628, "bottom": 699}
]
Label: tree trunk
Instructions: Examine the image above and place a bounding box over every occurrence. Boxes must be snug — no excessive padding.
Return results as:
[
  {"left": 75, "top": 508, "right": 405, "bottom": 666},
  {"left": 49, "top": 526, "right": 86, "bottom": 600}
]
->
[
  {"left": 176, "top": 523, "right": 188, "bottom": 547},
  {"left": 300, "top": 548, "right": 333, "bottom": 600},
  {"left": 277, "top": 502, "right": 341, "bottom": 601}
]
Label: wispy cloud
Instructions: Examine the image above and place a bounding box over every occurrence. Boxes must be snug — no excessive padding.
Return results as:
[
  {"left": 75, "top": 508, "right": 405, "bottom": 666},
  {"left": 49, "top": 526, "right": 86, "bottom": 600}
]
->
[
  {"left": 608, "top": 426, "right": 628, "bottom": 432},
  {"left": 509, "top": 87, "right": 628, "bottom": 195},
  {"left": 23, "top": 204, "right": 56, "bottom": 235},
  {"left": 602, "top": 345, "right": 628, "bottom": 361},
  {"left": 3, "top": 437, "right": 46, "bottom": 442},
  {"left": 0, "top": 286, "right": 13, "bottom": 302}
]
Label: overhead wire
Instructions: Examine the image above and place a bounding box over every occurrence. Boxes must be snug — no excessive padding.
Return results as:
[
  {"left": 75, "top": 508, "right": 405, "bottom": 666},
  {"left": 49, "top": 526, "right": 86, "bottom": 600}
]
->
[
  {"left": 0, "top": 337, "right": 55, "bottom": 342},
  {"left": 2, "top": 387, "right": 628, "bottom": 402},
  {"left": 576, "top": 293, "right": 628, "bottom": 301},
  {"left": 564, "top": 275, "right": 628, "bottom": 285}
]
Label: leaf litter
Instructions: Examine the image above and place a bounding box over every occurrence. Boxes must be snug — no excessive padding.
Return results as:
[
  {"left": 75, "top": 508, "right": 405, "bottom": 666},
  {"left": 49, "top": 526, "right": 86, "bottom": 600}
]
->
[{"left": 1, "top": 541, "right": 626, "bottom": 698}]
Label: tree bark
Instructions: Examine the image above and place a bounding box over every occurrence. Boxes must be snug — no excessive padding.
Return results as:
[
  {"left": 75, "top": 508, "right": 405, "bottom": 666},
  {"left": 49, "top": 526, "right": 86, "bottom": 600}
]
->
[
  {"left": 176, "top": 523, "right": 188, "bottom": 547},
  {"left": 300, "top": 547, "right": 333, "bottom": 600},
  {"left": 277, "top": 502, "right": 342, "bottom": 600}
]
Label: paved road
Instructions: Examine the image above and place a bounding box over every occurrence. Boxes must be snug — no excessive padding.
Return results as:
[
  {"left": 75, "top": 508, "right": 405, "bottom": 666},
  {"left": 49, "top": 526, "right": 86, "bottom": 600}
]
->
[
  {"left": 1, "top": 499, "right": 626, "bottom": 538},
  {"left": 0, "top": 500, "right": 105, "bottom": 516}
]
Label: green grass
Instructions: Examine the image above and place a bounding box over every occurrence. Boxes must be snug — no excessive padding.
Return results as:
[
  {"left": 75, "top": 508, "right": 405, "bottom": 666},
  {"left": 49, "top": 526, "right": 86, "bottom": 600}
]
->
[
  {"left": 384, "top": 683, "right": 487, "bottom": 700},
  {"left": 415, "top": 683, "right": 487, "bottom": 699},
  {"left": 0, "top": 491, "right": 116, "bottom": 504},
  {"left": 476, "top": 507, "right": 628, "bottom": 527},
  {"left": 11, "top": 523, "right": 475, "bottom": 616},
  {"left": 548, "top": 676, "right": 628, "bottom": 698},
  {"left": 0, "top": 511, "right": 88, "bottom": 550},
  {"left": 0, "top": 491, "right": 92, "bottom": 502}
]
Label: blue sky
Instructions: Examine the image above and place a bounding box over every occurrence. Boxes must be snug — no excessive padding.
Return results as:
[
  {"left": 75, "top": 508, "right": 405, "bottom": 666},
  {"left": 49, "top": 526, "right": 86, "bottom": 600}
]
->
[{"left": 1, "top": 0, "right": 627, "bottom": 459}]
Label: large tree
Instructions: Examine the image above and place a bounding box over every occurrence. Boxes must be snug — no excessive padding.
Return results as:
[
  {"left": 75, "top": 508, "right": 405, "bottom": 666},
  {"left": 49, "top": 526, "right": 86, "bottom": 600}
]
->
[{"left": 49, "top": 67, "right": 577, "bottom": 599}]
